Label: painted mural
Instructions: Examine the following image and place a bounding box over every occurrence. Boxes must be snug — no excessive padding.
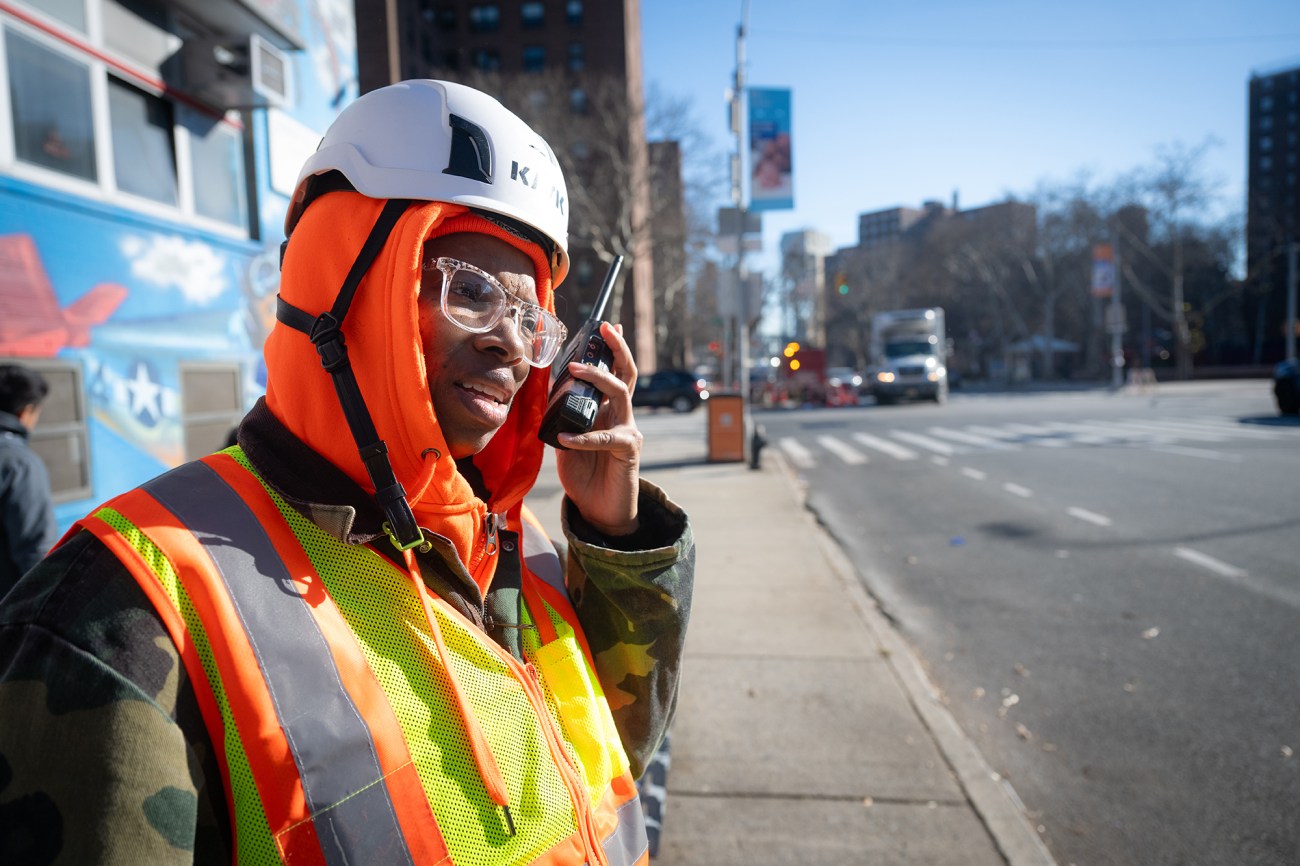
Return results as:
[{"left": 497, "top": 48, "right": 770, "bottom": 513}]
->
[{"left": 0, "top": 0, "right": 357, "bottom": 532}]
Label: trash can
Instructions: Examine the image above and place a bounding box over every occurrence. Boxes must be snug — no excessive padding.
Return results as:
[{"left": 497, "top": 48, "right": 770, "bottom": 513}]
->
[{"left": 706, "top": 392, "right": 746, "bottom": 462}]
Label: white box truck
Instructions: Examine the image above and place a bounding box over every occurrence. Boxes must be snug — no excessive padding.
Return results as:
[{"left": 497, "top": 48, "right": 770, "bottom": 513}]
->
[{"left": 869, "top": 308, "right": 948, "bottom": 404}]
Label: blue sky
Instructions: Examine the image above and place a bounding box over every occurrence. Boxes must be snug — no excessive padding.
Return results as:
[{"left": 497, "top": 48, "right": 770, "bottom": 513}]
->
[{"left": 641, "top": 0, "right": 1300, "bottom": 275}]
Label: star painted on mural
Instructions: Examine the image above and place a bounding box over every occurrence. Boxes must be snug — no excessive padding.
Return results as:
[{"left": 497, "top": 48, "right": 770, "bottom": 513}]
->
[{"left": 126, "top": 360, "right": 162, "bottom": 427}]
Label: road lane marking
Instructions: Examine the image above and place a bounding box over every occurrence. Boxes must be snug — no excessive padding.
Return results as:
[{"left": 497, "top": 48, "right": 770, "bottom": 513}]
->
[
  {"left": 961, "top": 468, "right": 987, "bottom": 480},
  {"left": 1173, "top": 548, "right": 1300, "bottom": 611},
  {"left": 1174, "top": 547, "right": 1247, "bottom": 578},
  {"left": 890, "top": 430, "right": 964, "bottom": 455},
  {"left": 817, "top": 435, "right": 868, "bottom": 465},
  {"left": 778, "top": 437, "right": 815, "bottom": 468},
  {"left": 931, "top": 456, "right": 950, "bottom": 466},
  {"left": 1067, "top": 507, "right": 1113, "bottom": 527},
  {"left": 1146, "top": 444, "right": 1243, "bottom": 462},
  {"left": 852, "top": 432, "right": 919, "bottom": 460},
  {"left": 1003, "top": 483, "right": 1033, "bottom": 498}
]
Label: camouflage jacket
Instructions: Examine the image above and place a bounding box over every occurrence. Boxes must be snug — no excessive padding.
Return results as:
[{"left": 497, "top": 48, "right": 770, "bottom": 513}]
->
[{"left": 0, "top": 403, "right": 693, "bottom": 864}]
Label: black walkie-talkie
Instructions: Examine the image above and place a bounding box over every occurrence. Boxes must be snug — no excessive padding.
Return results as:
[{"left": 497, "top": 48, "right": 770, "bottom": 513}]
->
[{"left": 538, "top": 255, "right": 623, "bottom": 449}]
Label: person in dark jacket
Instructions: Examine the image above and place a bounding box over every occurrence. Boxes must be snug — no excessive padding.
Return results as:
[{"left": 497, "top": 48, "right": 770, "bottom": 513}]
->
[{"left": 0, "top": 363, "right": 57, "bottom": 597}]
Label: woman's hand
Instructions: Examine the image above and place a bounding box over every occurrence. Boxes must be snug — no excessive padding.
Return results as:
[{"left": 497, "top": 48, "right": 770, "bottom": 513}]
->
[{"left": 554, "top": 322, "right": 642, "bottom": 537}]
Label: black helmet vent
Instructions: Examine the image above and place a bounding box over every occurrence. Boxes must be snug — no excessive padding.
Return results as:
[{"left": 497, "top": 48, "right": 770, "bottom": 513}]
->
[{"left": 444, "top": 113, "right": 492, "bottom": 183}]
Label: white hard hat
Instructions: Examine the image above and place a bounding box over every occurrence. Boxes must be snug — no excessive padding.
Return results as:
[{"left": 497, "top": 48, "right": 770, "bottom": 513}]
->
[{"left": 286, "top": 79, "right": 569, "bottom": 283}]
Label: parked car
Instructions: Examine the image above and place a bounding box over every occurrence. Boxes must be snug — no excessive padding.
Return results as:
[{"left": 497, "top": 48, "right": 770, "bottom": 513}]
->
[
  {"left": 633, "top": 369, "right": 707, "bottom": 412},
  {"left": 1274, "top": 359, "right": 1299, "bottom": 415},
  {"left": 825, "top": 367, "right": 864, "bottom": 407}
]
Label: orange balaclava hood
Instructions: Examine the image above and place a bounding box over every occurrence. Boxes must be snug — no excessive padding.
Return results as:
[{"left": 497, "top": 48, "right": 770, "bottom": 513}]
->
[{"left": 265, "top": 191, "right": 557, "bottom": 583}]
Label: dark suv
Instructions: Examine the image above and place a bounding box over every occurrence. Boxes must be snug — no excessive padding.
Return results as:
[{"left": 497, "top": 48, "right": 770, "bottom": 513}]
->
[{"left": 632, "top": 369, "right": 705, "bottom": 412}]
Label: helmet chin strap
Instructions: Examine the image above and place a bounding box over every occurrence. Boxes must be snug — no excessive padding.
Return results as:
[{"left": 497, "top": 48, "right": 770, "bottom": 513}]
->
[{"left": 275, "top": 198, "right": 430, "bottom": 552}]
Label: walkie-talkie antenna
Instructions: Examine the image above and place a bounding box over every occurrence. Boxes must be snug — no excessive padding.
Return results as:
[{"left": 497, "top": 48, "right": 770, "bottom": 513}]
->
[{"left": 589, "top": 255, "right": 623, "bottom": 321}]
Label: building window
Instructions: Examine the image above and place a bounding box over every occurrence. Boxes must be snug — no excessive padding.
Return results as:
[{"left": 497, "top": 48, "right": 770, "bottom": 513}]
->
[
  {"left": 567, "top": 41, "right": 584, "bottom": 72},
  {"left": 472, "top": 47, "right": 500, "bottom": 71},
  {"left": 522, "top": 45, "right": 545, "bottom": 72},
  {"left": 569, "top": 87, "right": 587, "bottom": 114},
  {"left": 522, "top": 1, "right": 544, "bottom": 29},
  {"left": 1260, "top": 136, "right": 1273, "bottom": 152},
  {"left": 435, "top": 5, "right": 457, "bottom": 30},
  {"left": 566, "top": 0, "right": 584, "bottom": 26},
  {"left": 16, "top": 358, "right": 91, "bottom": 503},
  {"left": 5, "top": 29, "right": 97, "bottom": 181},
  {"left": 108, "top": 77, "right": 178, "bottom": 205},
  {"left": 1260, "top": 155, "right": 1273, "bottom": 172},
  {"left": 1261, "top": 95, "right": 1274, "bottom": 111},
  {"left": 469, "top": 4, "right": 500, "bottom": 32},
  {"left": 180, "top": 363, "right": 243, "bottom": 461},
  {"left": 1260, "top": 115, "right": 1273, "bottom": 131}
]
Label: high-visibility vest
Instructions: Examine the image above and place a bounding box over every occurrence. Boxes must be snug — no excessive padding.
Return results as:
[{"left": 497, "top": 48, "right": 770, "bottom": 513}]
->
[{"left": 78, "top": 449, "right": 647, "bottom": 865}]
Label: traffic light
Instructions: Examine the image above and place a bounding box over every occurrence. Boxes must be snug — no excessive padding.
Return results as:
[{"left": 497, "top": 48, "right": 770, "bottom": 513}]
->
[
  {"left": 781, "top": 342, "right": 802, "bottom": 373},
  {"left": 835, "top": 272, "right": 849, "bottom": 295}
]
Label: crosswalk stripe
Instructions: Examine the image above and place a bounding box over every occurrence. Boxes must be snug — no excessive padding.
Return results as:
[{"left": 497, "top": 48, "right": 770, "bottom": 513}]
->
[
  {"left": 889, "top": 430, "right": 964, "bottom": 455},
  {"left": 763, "top": 412, "right": 1300, "bottom": 469},
  {"left": 927, "top": 427, "right": 1019, "bottom": 450},
  {"left": 1126, "top": 417, "right": 1277, "bottom": 440},
  {"left": 966, "top": 425, "right": 1031, "bottom": 443},
  {"left": 1039, "top": 421, "right": 1127, "bottom": 444},
  {"left": 1090, "top": 419, "right": 1227, "bottom": 442},
  {"left": 1000, "top": 422, "right": 1071, "bottom": 447},
  {"left": 778, "top": 437, "right": 816, "bottom": 468},
  {"left": 817, "top": 435, "right": 868, "bottom": 465},
  {"left": 852, "top": 432, "right": 918, "bottom": 460}
]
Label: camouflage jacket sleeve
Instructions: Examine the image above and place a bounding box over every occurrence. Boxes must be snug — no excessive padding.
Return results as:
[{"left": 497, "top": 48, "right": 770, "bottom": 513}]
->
[
  {"left": 0, "top": 530, "right": 230, "bottom": 865},
  {"left": 561, "top": 479, "right": 694, "bottom": 779}
]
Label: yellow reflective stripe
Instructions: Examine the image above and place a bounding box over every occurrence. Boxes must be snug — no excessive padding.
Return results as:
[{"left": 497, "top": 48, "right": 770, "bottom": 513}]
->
[{"left": 93, "top": 506, "right": 281, "bottom": 865}]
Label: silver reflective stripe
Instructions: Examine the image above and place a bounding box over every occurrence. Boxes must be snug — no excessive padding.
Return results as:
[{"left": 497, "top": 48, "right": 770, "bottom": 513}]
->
[
  {"left": 602, "top": 794, "right": 649, "bottom": 866},
  {"left": 144, "top": 461, "right": 415, "bottom": 866},
  {"left": 521, "top": 516, "right": 566, "bottom": 594}
]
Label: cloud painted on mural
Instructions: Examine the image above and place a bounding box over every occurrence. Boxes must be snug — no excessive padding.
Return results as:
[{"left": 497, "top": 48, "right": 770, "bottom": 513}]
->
[{"left": 120, "top": 234, "right": 229, "bottom": 305}]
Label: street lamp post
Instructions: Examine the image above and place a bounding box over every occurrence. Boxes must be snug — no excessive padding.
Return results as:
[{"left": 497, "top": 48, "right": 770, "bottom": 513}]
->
[{"left": 729, "top": 1, "right": 753, "bottom": 462}]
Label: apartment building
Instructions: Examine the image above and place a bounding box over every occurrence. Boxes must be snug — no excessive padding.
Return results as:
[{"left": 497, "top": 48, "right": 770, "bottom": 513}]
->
[
  {"left": 1246, "top": 62, "right": 1300, "bottom": 364},
  {"left": 352, "top": 0, "right": 660, "bottom": 370}
]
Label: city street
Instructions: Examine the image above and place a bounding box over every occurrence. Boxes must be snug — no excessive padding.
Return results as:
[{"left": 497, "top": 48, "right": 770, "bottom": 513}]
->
[{"left": 746, "top": 380, "right": 1299, "bottom": 866}]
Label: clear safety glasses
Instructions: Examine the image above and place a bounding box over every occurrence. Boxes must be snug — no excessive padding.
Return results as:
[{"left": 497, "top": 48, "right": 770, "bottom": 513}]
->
[{"left": 424, "top": 257, "right": 568, "bottom": 368}]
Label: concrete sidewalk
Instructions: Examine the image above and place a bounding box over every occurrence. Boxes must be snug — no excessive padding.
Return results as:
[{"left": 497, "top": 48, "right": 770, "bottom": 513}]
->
[{"left": 535, "top": 436, "right": 1057, "bottom": 865}]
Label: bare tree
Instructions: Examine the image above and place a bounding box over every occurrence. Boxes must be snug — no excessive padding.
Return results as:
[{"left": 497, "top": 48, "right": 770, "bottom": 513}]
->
[{"left": 1115, "top": 138, "right": 1226, "bottom": 379}]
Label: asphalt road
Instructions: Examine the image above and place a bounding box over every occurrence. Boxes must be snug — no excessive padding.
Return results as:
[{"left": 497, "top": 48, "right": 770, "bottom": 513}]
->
[{"left": 751, "top": 381, "right": 1299, "bottom": 866}]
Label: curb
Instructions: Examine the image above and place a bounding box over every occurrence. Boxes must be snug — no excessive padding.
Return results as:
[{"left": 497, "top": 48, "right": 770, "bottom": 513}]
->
[{"left": 768, "top": 451, "right": 1059, "bottom": 866}]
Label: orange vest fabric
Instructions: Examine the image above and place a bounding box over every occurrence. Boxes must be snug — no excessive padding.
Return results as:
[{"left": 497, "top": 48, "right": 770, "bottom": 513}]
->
[{"left": 79, "top": 452, "right": 647, "bottom": 866}]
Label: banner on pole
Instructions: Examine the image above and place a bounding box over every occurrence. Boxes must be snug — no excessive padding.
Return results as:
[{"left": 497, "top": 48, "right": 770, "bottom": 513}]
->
[
  {"left": 748, "top": 87, "right": 793, "bottom": 212},
  {"left": 1091, "top": 243, "right": 1115, "bottom": 299}
]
